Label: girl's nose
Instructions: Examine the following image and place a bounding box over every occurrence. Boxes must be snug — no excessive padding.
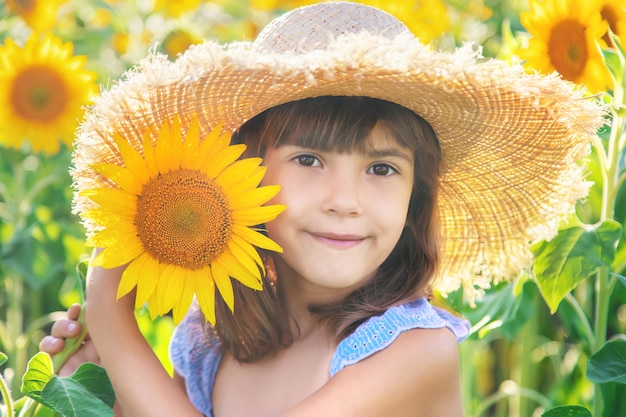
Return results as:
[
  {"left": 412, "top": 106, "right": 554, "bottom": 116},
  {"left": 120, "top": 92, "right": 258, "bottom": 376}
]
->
[{"left": 321, "top": 170, "right": 363, "bottom": 217}]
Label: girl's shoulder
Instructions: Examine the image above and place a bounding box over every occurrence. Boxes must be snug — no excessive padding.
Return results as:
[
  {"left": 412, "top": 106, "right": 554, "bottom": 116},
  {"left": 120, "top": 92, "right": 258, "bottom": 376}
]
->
[{"left": 330, "top": 298, "right": 470, "bottom": 376}]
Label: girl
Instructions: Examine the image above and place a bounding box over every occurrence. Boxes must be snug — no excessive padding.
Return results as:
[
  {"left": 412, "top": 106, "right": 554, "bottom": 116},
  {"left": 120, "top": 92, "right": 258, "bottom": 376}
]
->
[{"left": 41, "top": 2, "right": 603, "bottom": 416}]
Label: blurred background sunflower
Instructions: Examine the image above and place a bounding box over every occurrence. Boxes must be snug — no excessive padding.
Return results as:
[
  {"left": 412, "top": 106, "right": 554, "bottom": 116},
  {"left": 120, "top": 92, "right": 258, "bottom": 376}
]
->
[
  {"left": 0, "top": 33, "right": 97, "bottom": 155},
  {"left": 519, "top": 0, "right": 611, "bottom": 92}
]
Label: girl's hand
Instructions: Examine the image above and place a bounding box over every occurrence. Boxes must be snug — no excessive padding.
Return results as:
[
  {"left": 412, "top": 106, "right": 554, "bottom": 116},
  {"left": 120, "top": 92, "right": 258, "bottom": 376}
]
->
[{"left": 39, "top": 303, "right": 100, "bottom": 377}]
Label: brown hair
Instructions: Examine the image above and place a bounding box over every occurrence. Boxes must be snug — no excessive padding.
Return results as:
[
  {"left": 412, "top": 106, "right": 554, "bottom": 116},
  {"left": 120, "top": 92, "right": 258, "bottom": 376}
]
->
[{"left": 210, "top": 96, "right": 442, "bottom": 362}]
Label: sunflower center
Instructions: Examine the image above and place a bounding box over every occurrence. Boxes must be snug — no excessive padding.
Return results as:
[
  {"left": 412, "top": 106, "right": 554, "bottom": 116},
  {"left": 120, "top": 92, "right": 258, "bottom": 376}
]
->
[
  {"left": 11, "top": 65, "right": 68, "bottom": 122},
  {"left": 547, "top": 19, "right": 588, "bottom": 81},
  {"left": 135, "top": 169, "right": 232, "bottom": 270},
  {"left": 9, "top": 0, "right": 35, "bottom": 13}
]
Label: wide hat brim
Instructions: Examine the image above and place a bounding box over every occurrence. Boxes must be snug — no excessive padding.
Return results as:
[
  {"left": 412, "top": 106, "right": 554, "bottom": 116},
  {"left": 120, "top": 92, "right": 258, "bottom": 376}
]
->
[{"left": 72, "top": 2, "right": 605, "bottom": 298}]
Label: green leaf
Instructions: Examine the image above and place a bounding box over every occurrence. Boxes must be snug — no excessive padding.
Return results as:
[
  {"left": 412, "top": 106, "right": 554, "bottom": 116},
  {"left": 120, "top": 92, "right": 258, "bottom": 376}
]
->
[
  {"left": 457, "top": 279, "right": 537, "bottom": 339},
  {"left": 0, "top": 351, "right": 7, "bottom": 366},
  {"left": 532, "top": 221, "right": 622, "bottom": 313},
  {"left": 612, "top": 272, "right": 626, "bottom": 287},
  {"left": 587, "top": 338, "right": 626, "bottom": 384},
  {"left": 22, "top": 352, "right": 55, "bottom": 403},
  {"left": 541, "top": 405, "right": 591, "bottom": 417},
  {"left": 22, "top": 353, "right": 115, "bottom": 417}
]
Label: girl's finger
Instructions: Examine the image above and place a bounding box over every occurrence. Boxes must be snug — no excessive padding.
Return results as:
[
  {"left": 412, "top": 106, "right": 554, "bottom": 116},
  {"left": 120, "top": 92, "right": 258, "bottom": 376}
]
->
[
  {"left": 39, "top": 335, "right": 65, "bottom": 354},
  {"left": 50, "top": 318, "right": 81, "bottom": 338}
]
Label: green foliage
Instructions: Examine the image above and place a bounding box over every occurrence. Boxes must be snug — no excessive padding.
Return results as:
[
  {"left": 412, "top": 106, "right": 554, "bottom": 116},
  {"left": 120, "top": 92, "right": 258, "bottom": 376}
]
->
[
  {"left": 541, "top": 406, "right": 591, "bottom": 417},
  {"left": 1, "top": 1, "right": 626, "bottom": 417},
  {"left": 22, "top": 353, "right": 114, "bottom": 417},
  {"left": 587, "top": 338, "right": 626, "bottom": 384},
  {"left": 533, "top": 221, "right": 622, "bottom": 313}
]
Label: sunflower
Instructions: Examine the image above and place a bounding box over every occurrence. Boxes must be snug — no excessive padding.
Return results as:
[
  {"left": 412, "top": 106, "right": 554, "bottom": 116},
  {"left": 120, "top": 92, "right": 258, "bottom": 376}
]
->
[
  {"left": 519, "top": 0, "right": 611, "bottom": 93},
  {"left": 81, "top": 117, "right": 285, "bottom": 324},
  {"left": 162, "top": 29, "right": 202, "bottom": 60},
  {"left": 153, "top": 0, "right": 203, "bottom": 17},
  {"left": 5, "top": 0, "right": 65, "bottom": 32},
  {"left": 0, "top": 33, "right": 98, "bottom": 155},
  {"left": 360, "top": 0, "right": 450, "bottom": 44},
  {"left": 600, "top": 0, "right": 626, "bottom": 46}
]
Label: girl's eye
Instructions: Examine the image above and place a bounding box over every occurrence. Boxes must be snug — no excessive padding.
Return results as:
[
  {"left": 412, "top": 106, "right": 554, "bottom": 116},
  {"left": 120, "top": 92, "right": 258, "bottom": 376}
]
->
[
  {"left": 368, "top": 163, "right": 396, "bottom": 176},
  {"left": 295, "top": 154, "right": 320, "bottom": 167}
]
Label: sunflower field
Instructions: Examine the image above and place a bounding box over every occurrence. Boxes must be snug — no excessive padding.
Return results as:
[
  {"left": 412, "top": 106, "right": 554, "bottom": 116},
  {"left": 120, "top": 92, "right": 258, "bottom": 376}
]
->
[{"left": 0, "top": 0, "right": 625, "bottom": 416}]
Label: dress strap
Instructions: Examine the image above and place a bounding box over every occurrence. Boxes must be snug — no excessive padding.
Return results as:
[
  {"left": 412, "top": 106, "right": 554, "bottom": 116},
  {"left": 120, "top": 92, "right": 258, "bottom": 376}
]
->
[{"left": 330, "top": 298, "right": 470, "bottom": 377}]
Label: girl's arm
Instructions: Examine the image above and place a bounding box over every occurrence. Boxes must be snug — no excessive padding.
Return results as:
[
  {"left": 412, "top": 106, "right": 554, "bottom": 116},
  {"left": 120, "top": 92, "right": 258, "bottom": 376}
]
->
[
  {"left": 281, "top": 327, "right": 464, "bottom": 417},
  {"left": 85, "top": 249, "right": 203, "bottom": 417}
]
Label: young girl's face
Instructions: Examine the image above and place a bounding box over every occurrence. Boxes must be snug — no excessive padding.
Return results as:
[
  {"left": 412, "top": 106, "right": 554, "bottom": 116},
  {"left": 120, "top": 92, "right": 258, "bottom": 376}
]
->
[{"left": 262, "top": 123, "right": 414, "bottom": 294}]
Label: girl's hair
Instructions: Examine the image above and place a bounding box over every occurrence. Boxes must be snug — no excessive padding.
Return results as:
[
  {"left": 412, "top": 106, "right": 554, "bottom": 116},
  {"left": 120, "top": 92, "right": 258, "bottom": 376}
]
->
[{"left": 211, "top": 96, "right": 442, "bottom": 362}]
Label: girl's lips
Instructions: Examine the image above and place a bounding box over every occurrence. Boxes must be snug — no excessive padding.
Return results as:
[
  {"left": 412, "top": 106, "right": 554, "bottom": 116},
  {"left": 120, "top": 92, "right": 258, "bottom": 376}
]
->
[{"left": 309, "top": 232, "right": 366, "bottom": 248}]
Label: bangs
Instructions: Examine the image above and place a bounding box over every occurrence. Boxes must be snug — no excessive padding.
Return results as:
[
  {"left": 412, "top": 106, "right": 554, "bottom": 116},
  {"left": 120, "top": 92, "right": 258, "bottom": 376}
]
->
[{"left": 240, "top": 96, "right": 428, "bottom": 156}]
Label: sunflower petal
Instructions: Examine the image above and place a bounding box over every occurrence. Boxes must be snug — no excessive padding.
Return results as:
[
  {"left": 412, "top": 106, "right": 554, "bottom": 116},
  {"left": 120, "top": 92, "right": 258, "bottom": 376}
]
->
[
  {"left": 224, "top": 166, "right": 266, "bottom": 196},
  {"left": 131, "top": 252, "right": 159, "bottom": 308},
  {"left": 215, "top": 158, "right": 262, "bottom": 187},
  {"left": 217, "top": 250, "right": 263, "bottom": 290},
  {"left": 228, "top": 185, "right": 281, "bottom": 210},
  {"left": 211, "top": 261, "right": 235, "bottom": 312},
  {"left": 80, "top": 188, "right": 137, "bottom": 216},
  {"left": 171, "top": 267, "right": 195, "bottom": 324},
  {"left": 86, "top": 225, "right": 139, "bottom": 248},
  {"left": 232, "top": 224, "right": 284, "bottom": 253},
  {"left": 98, "top": 239, "right": 144, "bottom": 268},
  {"left": 227, "top": 238, "right": 263, "bottom": 278},
  {"left": 194, "top": 267, "right": 216, "bottom": 324},
  {"left": 117, "top": 261, "right": 140, "bottom": 300},
  {"left": 231, "top": 233, "right": 265, "bottom": 274},
  {"left": 113, "top": 133, "right": 150, "bottom": 184},
  {"left": 91, "top": 163, "right": 143, "bottom": 195},
  {"left": 142, "top": 129, "right": 159, "bottom": 178},
  {"left": 202, "top": 144, "right": 246, "bottom": 178},
  {"left": 181, "top": 118, "right": 201, "bottom": 170},
  {"left": 232, "top": 204, "right": 286, "bottom": 226}
]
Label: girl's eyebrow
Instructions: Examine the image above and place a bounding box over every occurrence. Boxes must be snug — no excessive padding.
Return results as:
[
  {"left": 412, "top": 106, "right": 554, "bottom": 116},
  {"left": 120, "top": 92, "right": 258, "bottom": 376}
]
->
[{"left": 364, "top": 148, "right": 413, "bottom": 162}]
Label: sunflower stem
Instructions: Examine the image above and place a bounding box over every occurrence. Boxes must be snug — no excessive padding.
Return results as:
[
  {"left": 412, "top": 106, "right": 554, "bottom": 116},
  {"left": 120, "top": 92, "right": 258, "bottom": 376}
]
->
[
  {"left": 52, "top": 306, "right": 89, "bottom": 373},
  {"left": 592, "top": 64, "right": 625, "bottom": 417}
]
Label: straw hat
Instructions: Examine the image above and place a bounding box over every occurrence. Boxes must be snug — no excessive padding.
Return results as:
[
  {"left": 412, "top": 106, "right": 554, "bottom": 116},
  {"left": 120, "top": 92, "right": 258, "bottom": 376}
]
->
[{"left": 72, "top": 1, "right": 605, "bottom": 298}]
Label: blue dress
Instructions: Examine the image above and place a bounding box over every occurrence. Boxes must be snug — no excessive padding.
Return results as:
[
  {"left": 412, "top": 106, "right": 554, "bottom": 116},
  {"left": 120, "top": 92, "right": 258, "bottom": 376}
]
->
[{"left": 169, "top": 298, "right": 471, "bottom": 417}]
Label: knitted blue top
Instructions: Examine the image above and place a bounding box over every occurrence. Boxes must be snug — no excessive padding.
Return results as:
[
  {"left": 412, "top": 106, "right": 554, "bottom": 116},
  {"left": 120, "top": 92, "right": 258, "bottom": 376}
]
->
[{"left": 169, "top": 298, "right": 471, "bottom": 416}]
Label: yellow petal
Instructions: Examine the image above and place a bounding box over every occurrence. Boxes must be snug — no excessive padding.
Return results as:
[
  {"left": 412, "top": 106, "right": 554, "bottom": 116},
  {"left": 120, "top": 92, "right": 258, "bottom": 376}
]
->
[
  {"left": 114, "top": 132, "right": 150, "bottom": 184},
  {"left": 232, "top": 224, "right": 284, "bottom": 253},
  {"left": 117, "top": 260, "right": 140, "bottom": 300},
  {"left": 228, "top": 185, "right": 281, "bottom": 210},
  {"left": 211, "top": 261, "right": 235, "bottom": 312},
  {"left": 227, "top": 238, "right": 263, "bottom": 278},
  {"left": 217, "top": 250, "right": 263, "bottom": 290},
  {"left": 86, "top": 225, "right": 138, "bottom": 248},
  {"left": 80, "top": 188, "right": 137, "bottom": 216},
  {"left": 91, "top": 163, "right": 143, "bottom": 195},
  {"left": 224, "top": 166, "right": 266, "bottom": 197},
  {"left": 155, "top": 263, "right": 181, "bottom": 316},
  {"left": 82, "top": 207, "right": 134, "bottom": 228},
  {"left": 155, "top": 121, "right": 181, "bottom": 174},
  {"left": 202, "top": 144, "right": 246, "bottom": 179},
  {"left": 194, "top": 267, "right": 216, "bottom": 324},
  {"left": 171, "top": 267, "right": 196, "bottom": 324},
  {"left": 142, "top": 129, "right": 159, "bottom": 178},
  {"left": 231, "top": 204, "right": 286, "bottom": 226},
  {"left": 215, "top": 158, "right": 262, "bottom": 187},
  {"left": 231, "top": 233, "right": 265, "bottom": 274},
  {"left": 130, "top": 252, "right": 159, "bottom": 308},
  {"left": 98, "top": 239, "right": 144, "bottom": 268},
  {"left": 180, "top": 118, "right": 201, "bottom": 170}
]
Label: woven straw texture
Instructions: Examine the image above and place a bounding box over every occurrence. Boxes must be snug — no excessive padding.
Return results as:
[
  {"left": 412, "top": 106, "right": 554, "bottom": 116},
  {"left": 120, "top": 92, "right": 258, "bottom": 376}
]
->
[{"left": 71, "top": 2, "right": 606, "bottom": 298}]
